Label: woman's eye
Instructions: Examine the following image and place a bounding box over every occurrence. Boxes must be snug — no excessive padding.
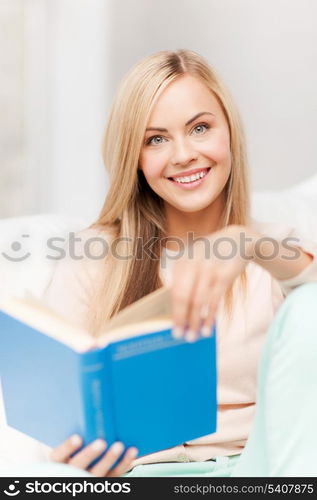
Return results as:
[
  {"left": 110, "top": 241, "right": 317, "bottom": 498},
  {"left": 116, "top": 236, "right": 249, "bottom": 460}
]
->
[
  {"left": 146, "top": 135, "right": 166, "bottom": 146},
  {"left": 192, "top": 123, "right": 209, "bottom": 135}
]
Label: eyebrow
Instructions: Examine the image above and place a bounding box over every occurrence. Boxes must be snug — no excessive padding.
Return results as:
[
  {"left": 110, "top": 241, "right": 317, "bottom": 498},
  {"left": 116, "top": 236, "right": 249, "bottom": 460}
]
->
[{"left": 145, "top": 111, "right": 215, "bottom": 132}]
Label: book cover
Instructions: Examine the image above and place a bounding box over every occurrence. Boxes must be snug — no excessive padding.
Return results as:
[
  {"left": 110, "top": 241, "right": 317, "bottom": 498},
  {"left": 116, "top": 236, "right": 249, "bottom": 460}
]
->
[{"left": 0, "top": 287, "right": 217, "bottom": 460}]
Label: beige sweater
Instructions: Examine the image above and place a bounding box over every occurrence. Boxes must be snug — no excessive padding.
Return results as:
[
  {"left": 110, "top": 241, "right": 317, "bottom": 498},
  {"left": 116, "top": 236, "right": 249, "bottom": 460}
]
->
[{"left": 1, "top": 219, "right": 316, "bottom": 468}]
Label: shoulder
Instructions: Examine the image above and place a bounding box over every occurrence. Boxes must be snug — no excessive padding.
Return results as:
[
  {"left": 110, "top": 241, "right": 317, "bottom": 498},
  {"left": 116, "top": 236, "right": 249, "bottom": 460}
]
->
[
  {"left": 64, "top": 224, "right": 117, "bottom": 262},
  {"left": 73, "top": 224, "right": 116, "bottom": 250},
  {"left": 47, "top": 224, "right": 117, "bottom": 286},
  {"left": 43, "top": 224, "right": 117, "bottom": 317}
]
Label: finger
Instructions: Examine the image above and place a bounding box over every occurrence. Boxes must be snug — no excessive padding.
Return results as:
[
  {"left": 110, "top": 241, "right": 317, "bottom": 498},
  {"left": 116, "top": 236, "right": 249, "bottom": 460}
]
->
[
  {"left": 88, "top": 441, "right": 125, "bottom": 476},
  {"left": 107, "top": 447, "right": 139, "bottom": 477},
  {"left": 69, "top": 439, "right": 107, "bottom": 469},
  {"left": 200, "top": 282, "right": 225, "bottom": 337},
  {"left": 50, "top": 434, "right": 83, "bottom": 463},
  {"left": 171, "top": 260, "right": 197, "bottom": 339},
  {"left": 185, "top": 266, "right": 213, "bottom": 341}
]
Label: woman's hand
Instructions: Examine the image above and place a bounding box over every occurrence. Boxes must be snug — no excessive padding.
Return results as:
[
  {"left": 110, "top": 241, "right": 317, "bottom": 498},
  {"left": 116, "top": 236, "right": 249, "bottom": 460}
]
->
[
  {"left": 171, "top": 224, "right": 255, "bottom": 342},
  {"left": 49, "top": 434, "right": 138, "bottom": 477}
]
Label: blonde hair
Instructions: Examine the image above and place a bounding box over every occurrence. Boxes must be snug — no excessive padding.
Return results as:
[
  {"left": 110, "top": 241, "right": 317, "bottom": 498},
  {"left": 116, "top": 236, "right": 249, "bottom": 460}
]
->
[{"left": 88, "top": 49, "right": 250, "bottom": 336}]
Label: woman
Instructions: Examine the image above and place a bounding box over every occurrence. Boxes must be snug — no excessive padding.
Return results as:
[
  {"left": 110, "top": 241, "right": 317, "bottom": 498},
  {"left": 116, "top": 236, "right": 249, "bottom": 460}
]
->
[{"left": 5, "top": 49, "right": 317, "bottom": 477}]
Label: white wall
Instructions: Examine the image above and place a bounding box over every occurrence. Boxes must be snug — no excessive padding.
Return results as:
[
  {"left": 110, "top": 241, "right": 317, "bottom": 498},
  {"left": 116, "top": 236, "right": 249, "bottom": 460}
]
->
[
  {"left": 46, "top": 0, "right": 110, "bottom": 220},
  {"left": 1, "top": 0, "right": 111, "bottom": 220},
  {"left": 2, "top": 0, "right": 317, "bottom": 218},
  {"left": 11, "top": 0, "right": 111, "bottom": 220},
  {"left": 0, "top": 0, "right": 25, "bottom": 217},
  {"left": 108, "top": 0, "right": 317, "bottom": 191}
]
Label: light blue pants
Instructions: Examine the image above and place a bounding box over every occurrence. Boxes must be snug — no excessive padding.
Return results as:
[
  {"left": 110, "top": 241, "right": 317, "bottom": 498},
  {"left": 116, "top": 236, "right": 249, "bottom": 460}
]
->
[
  {"left": 125, "top": 283, "right": 317, "bottom": 477},
  {"left": 1, "top": 283, "right": 317, "bottom": 477},
  {"left": 232, "top": 282, "right": 317, "bottom": 477}
]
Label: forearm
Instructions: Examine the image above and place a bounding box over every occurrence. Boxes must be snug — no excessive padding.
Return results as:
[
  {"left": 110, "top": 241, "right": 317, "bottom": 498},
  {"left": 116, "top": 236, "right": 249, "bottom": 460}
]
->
[{"left": 247, "top": 228, "right": 314, "bottom": 280}]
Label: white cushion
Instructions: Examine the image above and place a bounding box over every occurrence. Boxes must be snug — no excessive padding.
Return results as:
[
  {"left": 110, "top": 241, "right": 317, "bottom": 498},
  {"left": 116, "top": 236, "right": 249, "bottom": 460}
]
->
[{"left": 0, "top": 213, "right": 91, "bottom": 301}]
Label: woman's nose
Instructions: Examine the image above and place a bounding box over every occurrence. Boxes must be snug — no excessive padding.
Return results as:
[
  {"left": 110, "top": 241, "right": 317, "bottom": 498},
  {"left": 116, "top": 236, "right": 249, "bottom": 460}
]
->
[{"left": 170, "top": 137, "right": 198, "bottom": 166}]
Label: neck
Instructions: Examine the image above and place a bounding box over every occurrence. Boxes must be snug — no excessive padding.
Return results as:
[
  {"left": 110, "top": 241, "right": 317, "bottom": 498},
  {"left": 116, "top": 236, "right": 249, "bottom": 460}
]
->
[{"left": 164, "top": 194, "right": 226, "bottom": 251}]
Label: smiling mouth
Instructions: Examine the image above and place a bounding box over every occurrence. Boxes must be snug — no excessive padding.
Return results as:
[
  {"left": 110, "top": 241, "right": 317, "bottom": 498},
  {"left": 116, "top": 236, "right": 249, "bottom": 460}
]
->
[{"left": 167, "top": 167, "right": 212, "bottom": 183}]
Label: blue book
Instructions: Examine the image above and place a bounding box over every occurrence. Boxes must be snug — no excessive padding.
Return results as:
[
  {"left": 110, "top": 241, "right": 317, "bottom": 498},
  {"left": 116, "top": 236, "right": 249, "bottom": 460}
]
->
[{"left": 0, "top": 287, "right": 217, "bottom": 463}]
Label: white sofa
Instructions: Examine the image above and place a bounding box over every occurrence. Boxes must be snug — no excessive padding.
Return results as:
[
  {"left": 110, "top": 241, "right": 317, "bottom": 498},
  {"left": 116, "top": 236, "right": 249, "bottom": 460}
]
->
[{"left": 0, "top": 176, "right": 317, "bottom": 468}]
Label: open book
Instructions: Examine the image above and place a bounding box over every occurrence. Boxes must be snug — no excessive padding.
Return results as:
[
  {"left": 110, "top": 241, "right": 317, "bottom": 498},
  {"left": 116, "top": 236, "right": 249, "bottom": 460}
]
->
[{"left": 0, "top": 286, "right": 217, "bottom": 461}]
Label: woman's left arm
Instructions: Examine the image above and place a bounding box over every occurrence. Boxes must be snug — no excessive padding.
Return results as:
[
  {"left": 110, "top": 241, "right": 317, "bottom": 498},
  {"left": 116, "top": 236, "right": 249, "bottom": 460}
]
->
[{"left": 170, "top": 224, "right": 314, "bottom": 342}]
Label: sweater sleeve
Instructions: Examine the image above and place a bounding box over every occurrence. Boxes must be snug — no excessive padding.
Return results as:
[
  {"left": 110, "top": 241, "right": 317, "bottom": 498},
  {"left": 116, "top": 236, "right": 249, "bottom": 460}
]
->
[
  {"left": 275, "top": 227, "right": 317, "bottom": 296},
  {"left": 250, "top": 219, "right": 317, "bottom": 297}
]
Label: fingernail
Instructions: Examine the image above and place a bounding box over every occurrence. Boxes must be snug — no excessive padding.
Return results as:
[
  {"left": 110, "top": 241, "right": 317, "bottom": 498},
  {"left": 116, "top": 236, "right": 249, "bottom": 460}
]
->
[
  {"left": 111, "top": 441, "right": 124, "bottom": 454},
  {"left": 172, "top": 326, "right": 183, "bottom": 338},
  {"left": 92, "top": 439, "right": 106, "bottom": 451},
  {"left": 201, "top": 325, "right": 212, "bottom": 337},
  {"left": 71, "top": 434, "right": 82, "bottom": 446},
  {"left": 186, "top": 329, "right": 197, "bottom": 342},
  {"left": 128, "top": 447, "right": 138, "bottom": 458}
]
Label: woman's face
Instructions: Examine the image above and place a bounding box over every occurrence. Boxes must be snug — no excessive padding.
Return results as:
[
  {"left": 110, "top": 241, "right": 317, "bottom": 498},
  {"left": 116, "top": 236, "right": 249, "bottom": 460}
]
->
[{"left": 139, "top": 74, "right": 232, "bottom": 214}]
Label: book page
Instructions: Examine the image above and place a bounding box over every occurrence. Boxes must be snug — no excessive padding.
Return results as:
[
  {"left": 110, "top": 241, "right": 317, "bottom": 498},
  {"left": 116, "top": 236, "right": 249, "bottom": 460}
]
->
[
  {"left": 101, "top": 286, "right": 172, "bottom": 333},
  {"left": 0, "top": 296, "right": 93, "bottom": 352},
  {"left": 95, "top": 317, "right": 174, "bottom": 347}
]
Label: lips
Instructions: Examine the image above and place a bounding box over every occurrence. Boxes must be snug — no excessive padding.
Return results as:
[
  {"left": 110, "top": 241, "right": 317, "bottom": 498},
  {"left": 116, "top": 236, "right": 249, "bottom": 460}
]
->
[{"left": 167, "top": 167, "right": 211, "bottom": 180}]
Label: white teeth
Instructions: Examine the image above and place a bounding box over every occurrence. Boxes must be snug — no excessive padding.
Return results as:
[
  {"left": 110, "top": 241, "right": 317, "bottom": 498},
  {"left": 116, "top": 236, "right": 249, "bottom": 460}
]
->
[{"left": 173, "top": 170, "right": 207, "bottom": 183}]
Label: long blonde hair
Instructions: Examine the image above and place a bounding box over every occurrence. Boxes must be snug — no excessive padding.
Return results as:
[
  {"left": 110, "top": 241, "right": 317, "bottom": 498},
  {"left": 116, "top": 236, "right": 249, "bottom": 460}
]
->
[{"left": 88, "top": 49, "right": 250, "bottom": 336}]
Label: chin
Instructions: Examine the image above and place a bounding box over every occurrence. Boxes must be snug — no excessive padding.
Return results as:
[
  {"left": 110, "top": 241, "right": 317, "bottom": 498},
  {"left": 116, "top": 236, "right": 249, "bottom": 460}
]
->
[{"left": 172, "top": 199, "right": 217, "bottom": 214}]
